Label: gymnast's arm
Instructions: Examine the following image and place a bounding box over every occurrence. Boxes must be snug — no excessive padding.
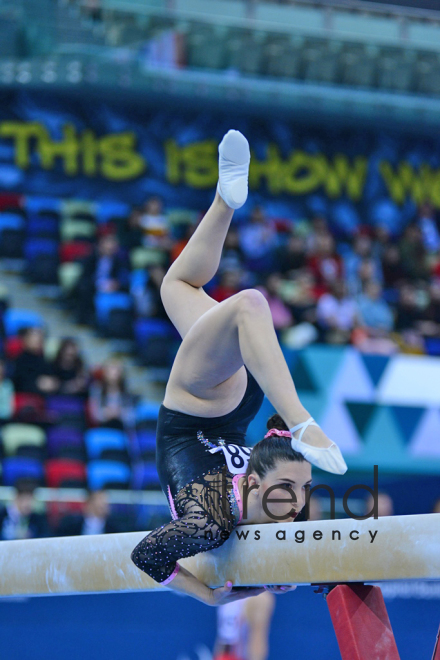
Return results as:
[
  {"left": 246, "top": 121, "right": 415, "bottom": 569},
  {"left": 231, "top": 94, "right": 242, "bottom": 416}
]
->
[
  {"left": 163, "top": 563, "right": 264, "bottom": 606},
  {"left": 130, "top": 514, "right": 264, "bottom": 606}
]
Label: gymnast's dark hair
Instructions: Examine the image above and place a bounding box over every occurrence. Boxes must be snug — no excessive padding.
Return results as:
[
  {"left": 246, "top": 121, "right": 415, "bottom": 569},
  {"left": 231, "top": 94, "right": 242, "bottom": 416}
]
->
[{"left": 245, "top": 413, "right": 305, "bottom": 480}]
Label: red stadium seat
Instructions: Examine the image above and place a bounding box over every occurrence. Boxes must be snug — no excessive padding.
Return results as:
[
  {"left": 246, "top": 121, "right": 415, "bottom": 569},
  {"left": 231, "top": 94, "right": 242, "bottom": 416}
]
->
[
  {"left": 45, "top": 458, "right": 87, "bottom": 488},
  {"left": 5, "top": 336, "right": 23, "bottom": 360},
  {"left": 0, "top": 192, "right": 24, "bottom": 211},
  {"left": 14, "top": 393, "right": 46, "bottom": 422},
  {"left": 59, "top": 241, "right": 93, "bottom": 263}
]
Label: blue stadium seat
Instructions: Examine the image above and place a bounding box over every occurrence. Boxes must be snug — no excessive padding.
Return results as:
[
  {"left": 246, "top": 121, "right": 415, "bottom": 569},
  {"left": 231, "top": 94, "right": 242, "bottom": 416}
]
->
[
  {"left": 24, "top": 237, "right": 58, "bottom": 261},
  {"left": 135, "top": 401, "right": 161, "bottom": 423},
  {"left": 96, "top": 201, "right": 130, "bottom": 224},
  {"left": 25, "top": 196, "right": 61, "bottom": 214},
  {"left": 84, "top": 428, "right": 128, "bottom": 461},
  {"left": 87, "top": 460, "right": 131, "bottom": 490},
  {"left": 27, "top": 215, "right": 59, "bottom": 237},
  {"left": 3, "top": 309, "right": 44, "bottom": 336},
  {"left": 131, "top": 461, "right": 160, "bottom": 490},
  {"left": 0, "top": 213, "right": 25, "bottom": 231},
  {"left": 135, "top": 429, "right": 156, "bottom": 457},
  {"left": 94, "top": 292, "right": 132, "bottom": 326},
  {"left": 130, "top": 269, "right": 148, "bottom": 291},
  {"left": 134, "top": 318, "right": 175, "bottom": 345},
  {"left": 2, "top": 457, "right": 44, "bottom": 486}
]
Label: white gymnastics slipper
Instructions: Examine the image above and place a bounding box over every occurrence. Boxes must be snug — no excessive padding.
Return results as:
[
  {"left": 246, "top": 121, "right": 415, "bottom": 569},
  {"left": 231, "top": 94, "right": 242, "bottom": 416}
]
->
[
  {"left": 217, "top": 129, "right": 250, "bottom": 210},
  {"left": 289, "top": 418, "right": 348, "bottom": 475}
]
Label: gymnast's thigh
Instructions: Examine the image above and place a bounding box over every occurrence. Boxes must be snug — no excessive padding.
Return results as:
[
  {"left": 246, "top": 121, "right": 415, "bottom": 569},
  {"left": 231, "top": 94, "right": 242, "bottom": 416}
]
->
[{"left": 163, "top": 293, "right": 249, "bottom": 414}]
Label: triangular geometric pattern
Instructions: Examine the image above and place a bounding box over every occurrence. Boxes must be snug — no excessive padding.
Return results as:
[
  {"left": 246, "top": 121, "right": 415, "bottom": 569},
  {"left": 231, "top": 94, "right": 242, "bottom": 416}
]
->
[
  {"left": 361, "top": 406, "right": 407, "bottom": 465},
  {"left": 345, "top": 402, "right": 377, "bottom": 439},
  {"left": 301, "top": 345, "right": 345, "bottom": 394},
  {"left": 297, "top": 393, "right": 327, "bottom": 423},
  {"left": 390, "top": 406, "right": 425, "bottom": 446},
  {"left": 331, "top": 348, "right": 375, "bottom": 402},
  {"left": 319, "top": 400, "right": 362, "bottom": 454},
  {"left": 360, "top": 354, "right": 390, "bottom": 387},
  {"left": 291, "top": 354, "right": 318, "bottom": 393},
  {"left": 408, "top": 408, "right": 440, "bottom": 458}
]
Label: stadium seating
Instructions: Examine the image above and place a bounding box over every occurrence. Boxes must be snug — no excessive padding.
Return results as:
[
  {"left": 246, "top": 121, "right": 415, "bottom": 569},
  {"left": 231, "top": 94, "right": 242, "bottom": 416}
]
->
[
  {"left": 84, "top": 428, "right": 129, "bottom": 463},
  {"left": 131, "top": 461, "right": 161, "bottom": 490},
  {"left": 3, "top": 309, "right": 44, "bottom": 336},
  {"left": 87, "top": 460, "right": 131, "bottom": 490},
  {"left": 2, "top": 456, "right": 45, "bottom": 487},
  {"left": 1, "top": 423, "right": 46, "bottom": 460},
  {"left": 46, "top": 426, "right": 85, "bottom": 461},
  {"left": 45, "top": 458, "right": 87, "bottom": 488}
]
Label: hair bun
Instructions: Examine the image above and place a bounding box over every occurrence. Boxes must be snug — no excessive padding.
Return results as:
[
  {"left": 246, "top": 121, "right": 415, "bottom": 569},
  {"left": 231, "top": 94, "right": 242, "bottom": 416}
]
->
[{"left": 266, "top": 413, "right": 289, "bottom": 434}]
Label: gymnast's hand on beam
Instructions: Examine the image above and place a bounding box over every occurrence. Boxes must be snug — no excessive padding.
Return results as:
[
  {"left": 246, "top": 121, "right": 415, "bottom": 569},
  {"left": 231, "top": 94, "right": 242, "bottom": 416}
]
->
[
  {"left": 262, "top": 584, "right": 297, "bottom": 595},
  {"left": 207, "top": 581, "right": 266, "bottom": 606}
]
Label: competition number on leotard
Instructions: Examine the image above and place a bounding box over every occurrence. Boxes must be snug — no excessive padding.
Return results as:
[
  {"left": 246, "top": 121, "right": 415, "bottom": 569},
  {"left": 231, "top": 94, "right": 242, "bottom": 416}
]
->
[{"left": 222, "top": 444, "right": 252, "bottom": 474}]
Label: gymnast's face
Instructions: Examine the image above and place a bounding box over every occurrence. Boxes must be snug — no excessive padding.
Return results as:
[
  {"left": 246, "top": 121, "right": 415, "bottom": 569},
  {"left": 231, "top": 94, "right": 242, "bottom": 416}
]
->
[{"left": 246, "top": 460, "right": 312, "bottom": 524}]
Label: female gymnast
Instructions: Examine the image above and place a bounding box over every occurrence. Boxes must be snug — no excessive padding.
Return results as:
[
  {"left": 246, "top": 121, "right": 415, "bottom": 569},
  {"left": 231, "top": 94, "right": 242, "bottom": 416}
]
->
[{"left": 131, "top": 130, "right": 347, "bottom": 606}]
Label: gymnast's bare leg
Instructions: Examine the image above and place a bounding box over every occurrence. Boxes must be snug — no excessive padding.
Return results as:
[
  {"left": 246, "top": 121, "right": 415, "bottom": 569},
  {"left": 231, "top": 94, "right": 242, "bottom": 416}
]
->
[{"left": 161, "top": 161, "right": 332, "bottom": 451}]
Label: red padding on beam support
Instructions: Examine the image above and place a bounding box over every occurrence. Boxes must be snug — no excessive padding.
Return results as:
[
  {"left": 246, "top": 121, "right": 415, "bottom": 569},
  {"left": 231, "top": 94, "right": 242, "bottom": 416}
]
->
[
  {"left": 326, "top": 584, "right": 400, "bottom": 660},
  {"left": 432, "top": 624, "right": 440, "bottom": 660}
]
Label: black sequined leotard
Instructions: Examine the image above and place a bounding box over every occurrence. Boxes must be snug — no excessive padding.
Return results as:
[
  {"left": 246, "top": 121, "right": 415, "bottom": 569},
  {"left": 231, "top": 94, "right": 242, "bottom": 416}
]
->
[{"left": 131, "top": 367, "right": 264, "bottom": 585}]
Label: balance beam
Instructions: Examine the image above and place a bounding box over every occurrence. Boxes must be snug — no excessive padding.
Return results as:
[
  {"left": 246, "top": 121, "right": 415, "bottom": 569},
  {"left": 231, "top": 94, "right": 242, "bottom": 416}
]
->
[{"left": 0, "top": 514, "right": 439, "bottom": 598}]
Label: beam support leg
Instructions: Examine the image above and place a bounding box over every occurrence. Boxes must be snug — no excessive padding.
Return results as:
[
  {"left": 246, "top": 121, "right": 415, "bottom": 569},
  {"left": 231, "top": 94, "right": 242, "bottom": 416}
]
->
[
  {"left": 432, "top": 624, "right": 440, "bottom": 660},
  {"left": 326, "top": 584, "right": 400, "bottom": 660}
]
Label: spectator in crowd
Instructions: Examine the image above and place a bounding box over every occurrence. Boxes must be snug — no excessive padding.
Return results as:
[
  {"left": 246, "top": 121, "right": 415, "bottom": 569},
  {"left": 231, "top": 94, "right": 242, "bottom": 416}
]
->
[
  {"left": 274, "top": 233, "right": 307, "bottom": 276},
  {"left": 279, "top": 269, "right": 318, "bottom": 325},
  {"left": 303, "top": 215, "right": 329, "bottom": 254},
  {"left": 211, "top": 269, "right": 243, "bottom": 303},
  {"left": 12, "top": 327, "right": 59, "bottom": 395},
  {"left": 71, "top": 233, "right": 131, "bottom": 325},
  {"left": 89, "top": 359, "right": 135, "bottom": 430},
  {"left": 117, "top": 208, "right": 144, "bottom": 251},
  {"left": 56, "top": 490, "right": 125, "bottom": 536},
  {"left": 365, "top": 491, "right": 394, "bottom": 518},
  {"left": 417, "top": 201, "right": 440, "bottom": 254},
  {"left": 170, "top": 222, "right": 197, "bottom": 264},
  {"left": 238, "top": 206, "right": 278, "bottom": 277},
  {"left": 219, "top": 227, "right": 246, "bottom": 274},
  {"left": 357, "top": 281, "right": 394, "bottom": 334},
  {"left": 0, "top": 482, "right": 49, "bottom": 540},
  {"left": 0, "top": 357, "right": 14, "bottom": 421},
  {"left": 395, "top": 282, "right": 428, "bottom": 333},
  {"left": 257, "top": 274, "right": 294, "bottom": 331},
  {"left": 399, "top": 224, "right": 430, "bottom": 281},
  {"left": 52, "top": 338, "right": 89, "bottom": 397},
  {"left": 316, "top": 279, "right": 359, "bottom": 344},
  {"left": 307, "top": 232, "right": 343, "bottom": 295},
  {"left": 419, "top": 280, "right": 440, "bottom": 336},
  {"left": 139, "top": 196, "right": 171, "bottom": 249},
  {"left": 344, "top": 234, "right": 383, "bottom": 296},
  {"left": 131, "top": 265, "right": 168, "bottom": 319},
  {"left": 381, "top": 244, "right": 406, "bottom": 291}
]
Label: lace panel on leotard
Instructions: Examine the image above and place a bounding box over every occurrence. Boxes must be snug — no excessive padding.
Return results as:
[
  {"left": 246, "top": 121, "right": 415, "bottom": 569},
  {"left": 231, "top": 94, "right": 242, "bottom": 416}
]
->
[{"left": 131, "top": 466, "right": 239, "bottom": 584}]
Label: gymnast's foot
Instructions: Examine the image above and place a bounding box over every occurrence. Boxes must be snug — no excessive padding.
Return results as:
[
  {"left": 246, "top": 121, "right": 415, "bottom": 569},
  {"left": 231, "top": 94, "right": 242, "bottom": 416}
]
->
[
  {"left": 289, "top": 418, "right": 348, "bottom": 475},
  {"left": 217, "top": 129, "right": 250, "bottom": 210}
]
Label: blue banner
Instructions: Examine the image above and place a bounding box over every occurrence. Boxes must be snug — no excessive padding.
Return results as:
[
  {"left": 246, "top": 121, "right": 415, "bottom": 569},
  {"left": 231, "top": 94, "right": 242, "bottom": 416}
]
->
[{"left": 0, "top": 89, "right": 439, "bottom": 236}]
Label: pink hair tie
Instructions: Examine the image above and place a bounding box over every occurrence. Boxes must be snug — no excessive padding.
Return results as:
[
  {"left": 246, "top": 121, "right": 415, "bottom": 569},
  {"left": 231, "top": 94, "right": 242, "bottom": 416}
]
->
[{"left": 264, "top": 428, "right": 292, "bottom": 439}]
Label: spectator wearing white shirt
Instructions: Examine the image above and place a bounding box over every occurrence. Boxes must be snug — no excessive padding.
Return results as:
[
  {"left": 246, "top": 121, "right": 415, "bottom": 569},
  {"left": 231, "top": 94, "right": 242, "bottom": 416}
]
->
[
  {"left": 316, "top": 279, "right": 359, "bottom": 344},
  {"left": 238, "top": 206, "right": 278, "bottom": 277}
]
